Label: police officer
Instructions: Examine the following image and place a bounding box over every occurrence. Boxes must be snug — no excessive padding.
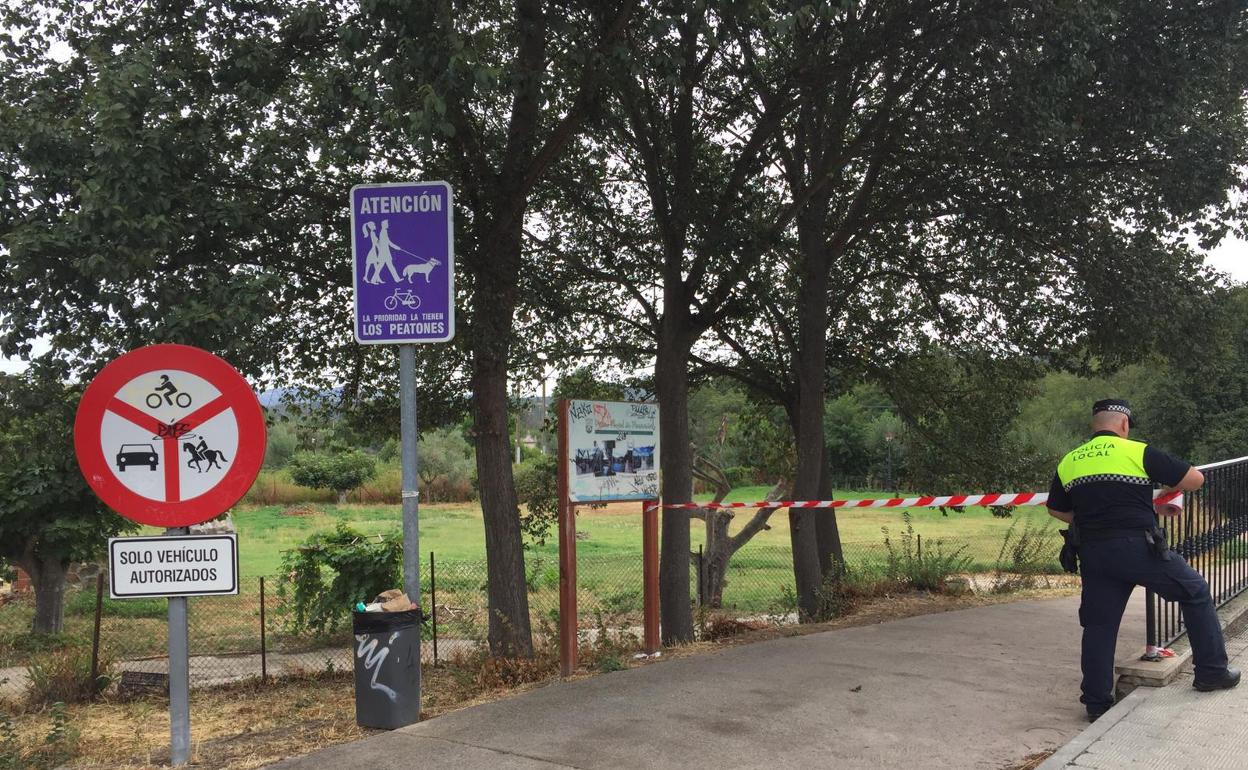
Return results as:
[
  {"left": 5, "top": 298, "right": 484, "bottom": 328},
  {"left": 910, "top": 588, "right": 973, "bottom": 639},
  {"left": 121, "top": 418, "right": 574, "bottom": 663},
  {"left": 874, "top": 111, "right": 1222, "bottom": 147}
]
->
[{"left": 1047, "top": 399, "right": 1240, "bottom": 721}]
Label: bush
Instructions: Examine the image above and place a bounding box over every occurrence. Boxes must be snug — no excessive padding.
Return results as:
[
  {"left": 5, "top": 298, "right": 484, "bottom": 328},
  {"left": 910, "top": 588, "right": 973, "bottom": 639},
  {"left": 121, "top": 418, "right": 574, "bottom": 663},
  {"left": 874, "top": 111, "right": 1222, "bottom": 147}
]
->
[
  {"left": 723, "top": 466, "right": 757, "bottom": 487},
  {"left": 991, "top": 518, "right": 1059, "bottom": 593},
  {"left": 881, "top": 513, "right": 972, "bottom": 593},
  {"left": 263, "top": 421, "right": 299, "bottom": 469},
  {"left": 4, "top": 633, "right": 86, "bottom": 655},
  {"left": 288, "top": 450, "right": 378, "bottom": 504},
  {"left": 377, "top": 437, "right": 400, "bottom": 463},
  {"left": 64, "top": 592, "right": 164, "bottom": 619},
  {"left": 514, "top": 453, "right": 558, "bottom": 544},
  {"left": 277, "top": 523, "right": 403, "bottom": 635},
  {"left": 417, "top": 428, "right": 475, "bottom": 503},
  {"left": 25, "top": 648, "right": 112, "bottom": 706}
]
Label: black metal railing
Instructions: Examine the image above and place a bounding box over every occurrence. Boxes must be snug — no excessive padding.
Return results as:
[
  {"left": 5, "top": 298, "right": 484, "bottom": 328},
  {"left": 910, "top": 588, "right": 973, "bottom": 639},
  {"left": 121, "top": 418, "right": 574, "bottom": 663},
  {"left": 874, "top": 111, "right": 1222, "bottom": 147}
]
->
[{"left": 1148, "top": 456, "right": 1248, "bottom": 650}]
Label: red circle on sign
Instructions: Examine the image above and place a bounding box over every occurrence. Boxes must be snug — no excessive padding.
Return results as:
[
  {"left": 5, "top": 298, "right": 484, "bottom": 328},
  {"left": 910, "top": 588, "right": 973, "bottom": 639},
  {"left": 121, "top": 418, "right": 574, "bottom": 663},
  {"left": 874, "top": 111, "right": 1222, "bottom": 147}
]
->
[{"left": 74, "top": 344, "right": 266, "bottom": 528}]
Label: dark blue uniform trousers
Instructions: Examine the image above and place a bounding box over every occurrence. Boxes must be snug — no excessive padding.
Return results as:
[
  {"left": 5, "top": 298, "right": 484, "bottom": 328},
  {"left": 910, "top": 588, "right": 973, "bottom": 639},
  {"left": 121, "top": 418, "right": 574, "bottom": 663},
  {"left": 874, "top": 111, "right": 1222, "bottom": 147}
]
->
[{"left": 1079, "top": 536, "right": 1229, "bottom": 713}]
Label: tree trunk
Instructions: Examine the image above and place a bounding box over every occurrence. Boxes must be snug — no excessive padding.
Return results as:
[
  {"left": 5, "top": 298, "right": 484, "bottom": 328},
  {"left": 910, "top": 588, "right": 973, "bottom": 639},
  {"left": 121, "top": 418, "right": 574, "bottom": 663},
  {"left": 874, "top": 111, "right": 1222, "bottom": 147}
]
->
[
  {"left": 469, "top": 221, "right": 534, "bottom": 657},
  {"left": 28, "top": 554, "right": 68, "bottom": 635},
  {"left": 701, "top": 509, "right": 733, "bottom": 608},
  {"left": 656, "top": 326, "right": 695, "bottom": 644},
  {"left": 815, "top": 443, "right": 845, "bottom": 578},
  {"left": 337, "top": 489, "right": 348, "bottom": 505},
  {"left": 788, "top": 233, "right": 831, "bottom": 620}
]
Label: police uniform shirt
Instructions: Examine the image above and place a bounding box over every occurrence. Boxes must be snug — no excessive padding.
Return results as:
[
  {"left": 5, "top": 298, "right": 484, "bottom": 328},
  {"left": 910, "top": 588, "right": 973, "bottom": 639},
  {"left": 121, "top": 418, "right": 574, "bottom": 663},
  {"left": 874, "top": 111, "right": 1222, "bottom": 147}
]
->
[{"left": 1047, "top": 430, "right": 1191, "bottom": 531}]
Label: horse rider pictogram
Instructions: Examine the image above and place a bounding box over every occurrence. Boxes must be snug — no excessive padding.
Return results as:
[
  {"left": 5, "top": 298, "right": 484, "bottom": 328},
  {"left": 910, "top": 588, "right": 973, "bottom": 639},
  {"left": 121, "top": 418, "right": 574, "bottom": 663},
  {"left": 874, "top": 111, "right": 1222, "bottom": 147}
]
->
[{"left": 183, "top": 437, "right": 229, "bottom": 473}]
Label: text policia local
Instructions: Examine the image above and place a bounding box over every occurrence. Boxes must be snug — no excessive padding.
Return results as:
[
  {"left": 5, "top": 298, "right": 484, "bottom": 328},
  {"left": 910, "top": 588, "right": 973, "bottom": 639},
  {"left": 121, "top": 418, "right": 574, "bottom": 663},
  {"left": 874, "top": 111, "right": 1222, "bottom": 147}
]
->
[
  {"left": 358, "top": 192, "right": 443, "bottom": 214},
  {"left": 116, "top": 545, "right": 222, "bottom": 584}
]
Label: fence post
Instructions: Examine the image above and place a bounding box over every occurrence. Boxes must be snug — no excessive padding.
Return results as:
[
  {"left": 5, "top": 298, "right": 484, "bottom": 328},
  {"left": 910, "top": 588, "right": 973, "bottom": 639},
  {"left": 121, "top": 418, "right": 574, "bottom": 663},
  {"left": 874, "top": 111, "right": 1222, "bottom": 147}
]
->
[
  {"left": 557, "top": 400, "right": 578, "bottom": 677},
  {"left": 90, "top": 573, "right": 104, "bottom": 697},
  {"left": 259, "top": 576, "right": 268, "bottom": 683},
  {"left": 643, "top": 500, "right": 660, "bottom": 655},
  {"left": 917, "top": 534, "right": 922, "bottom": 562},
  {"left": 697, "top": 544, "right": 704, "bottom": 608},
  {"left": 430, "top": 550, "right": 438, "bottom": 664}
]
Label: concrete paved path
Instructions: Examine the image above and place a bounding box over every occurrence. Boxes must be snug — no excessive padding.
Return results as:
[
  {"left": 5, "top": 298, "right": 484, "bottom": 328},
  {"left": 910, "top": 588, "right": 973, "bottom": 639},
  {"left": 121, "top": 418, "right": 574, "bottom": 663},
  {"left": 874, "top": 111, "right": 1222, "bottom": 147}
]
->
[
  {"left": 1039, "top": 623, "right": 1248, "bottom": 770},
  {"left": 270, "top": 592, "right": 1148, "bottom": 770}
]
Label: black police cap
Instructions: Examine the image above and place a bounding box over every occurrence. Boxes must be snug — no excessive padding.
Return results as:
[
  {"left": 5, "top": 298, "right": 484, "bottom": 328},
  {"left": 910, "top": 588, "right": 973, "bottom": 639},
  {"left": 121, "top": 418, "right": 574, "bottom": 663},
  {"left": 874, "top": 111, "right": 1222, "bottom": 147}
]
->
[{"left": 1093, "top": 399, "right": 1136, "bottom": 428}]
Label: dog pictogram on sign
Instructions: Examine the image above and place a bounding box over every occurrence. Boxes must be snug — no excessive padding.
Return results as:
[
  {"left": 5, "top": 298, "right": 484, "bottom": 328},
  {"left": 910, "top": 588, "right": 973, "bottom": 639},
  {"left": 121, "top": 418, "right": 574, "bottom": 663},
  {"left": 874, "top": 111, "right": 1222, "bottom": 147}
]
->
[{"left": 74, "top": 344, "right": 266, "bottom": 528}]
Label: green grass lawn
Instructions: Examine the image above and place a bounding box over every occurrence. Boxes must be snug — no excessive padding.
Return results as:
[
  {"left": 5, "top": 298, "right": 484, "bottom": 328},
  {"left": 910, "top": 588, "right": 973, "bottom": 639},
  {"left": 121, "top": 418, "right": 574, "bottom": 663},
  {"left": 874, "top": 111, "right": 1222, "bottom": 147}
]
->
[
  {"left": 225, "top": 486, "right": 1063, "bottom": 577},
  {"left": 1, "top": 488, "right": 1070, "bottom": 672}
]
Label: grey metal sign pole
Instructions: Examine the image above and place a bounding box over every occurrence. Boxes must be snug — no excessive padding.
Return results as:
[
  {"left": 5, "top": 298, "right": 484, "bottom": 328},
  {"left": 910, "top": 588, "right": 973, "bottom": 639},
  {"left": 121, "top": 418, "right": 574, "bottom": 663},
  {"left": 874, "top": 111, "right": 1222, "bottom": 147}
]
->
[
  {"left": 166, "top": 525, "right": 191, "bottom": 766},
  {"left": 399, "top": 344, "right": 421, "bottom": 710}
]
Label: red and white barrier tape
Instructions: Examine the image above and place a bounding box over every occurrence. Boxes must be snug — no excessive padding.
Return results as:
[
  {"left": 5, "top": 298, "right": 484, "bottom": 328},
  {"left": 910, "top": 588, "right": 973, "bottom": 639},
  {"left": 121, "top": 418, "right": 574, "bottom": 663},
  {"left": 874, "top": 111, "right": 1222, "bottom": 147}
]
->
[{"left": 664, "top": 489, "right": 1183, "bottom": 510}]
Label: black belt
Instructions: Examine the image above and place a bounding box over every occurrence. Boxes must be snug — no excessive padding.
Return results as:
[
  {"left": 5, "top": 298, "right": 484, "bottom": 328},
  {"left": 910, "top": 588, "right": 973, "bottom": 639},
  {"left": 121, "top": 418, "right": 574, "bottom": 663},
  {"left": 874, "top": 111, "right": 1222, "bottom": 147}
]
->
[{"left": 1078, "top": 527, "right": 1151, "bottom": 542}]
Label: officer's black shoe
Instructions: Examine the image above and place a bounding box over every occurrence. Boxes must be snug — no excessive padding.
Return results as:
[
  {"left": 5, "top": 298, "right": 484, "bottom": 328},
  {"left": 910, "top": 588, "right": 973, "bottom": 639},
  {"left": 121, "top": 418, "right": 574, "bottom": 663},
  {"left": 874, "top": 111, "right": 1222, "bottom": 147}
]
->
[
  {"left": 1193, "top": 667, "right": 1241, "bottom": 692},
  {"left": 1086, "top": 710, "right": 1108, "bottom": 723}
]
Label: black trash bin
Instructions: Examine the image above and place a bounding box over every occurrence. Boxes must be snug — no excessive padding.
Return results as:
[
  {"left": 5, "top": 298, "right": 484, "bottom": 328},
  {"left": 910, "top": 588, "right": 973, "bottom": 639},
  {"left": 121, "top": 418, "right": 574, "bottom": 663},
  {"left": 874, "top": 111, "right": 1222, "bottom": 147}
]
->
[{"left": 352, "top": 609, "right": 422, "bottom": 729}]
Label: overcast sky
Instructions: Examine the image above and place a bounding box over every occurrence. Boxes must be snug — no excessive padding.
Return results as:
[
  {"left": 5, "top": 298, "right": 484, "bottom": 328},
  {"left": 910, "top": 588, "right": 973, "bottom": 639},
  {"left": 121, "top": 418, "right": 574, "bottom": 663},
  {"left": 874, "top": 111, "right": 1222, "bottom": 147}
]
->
[{"left": 1206, "top": 235, "right": 1248, "bottom": 280}]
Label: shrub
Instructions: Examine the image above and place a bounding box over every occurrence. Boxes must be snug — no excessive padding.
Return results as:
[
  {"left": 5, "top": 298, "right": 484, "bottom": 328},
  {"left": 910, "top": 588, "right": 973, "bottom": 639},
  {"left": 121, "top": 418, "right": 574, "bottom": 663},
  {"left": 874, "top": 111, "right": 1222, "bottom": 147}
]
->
[
  {"left": 417, "top": 428, "right": 475, "bottom": 503},
  {"left": 263, "top": 421, "right": 299, "bottom": 469},
  {"left": 881, "top": 513, "right": 972, "bottom": 593},
  {"left": 289, "top": 450, "right": 377, "bottom": 504},
  {"left": 25, "top": 648, "right": 112, "bottom": 705},
  {"left": 377, "top": 437, "right": 400, "bottom": 463},
  {"left": 723, "top": 466, "right": 757, "bottom": 487},
  {"left": 991, "top": 518, "right": 1059, "bottom": 593},
  {"left": 64, "top": 592, "right": 164, "bottom": 619},
  {"left": 277, "top": 524, "right": 402, "bottom": 635},
  {"left": 514, "top": 453, "right": 558, "bottom": 544},
  {"left": 5, "top": 633, "right": 85, "bottom": 655}
]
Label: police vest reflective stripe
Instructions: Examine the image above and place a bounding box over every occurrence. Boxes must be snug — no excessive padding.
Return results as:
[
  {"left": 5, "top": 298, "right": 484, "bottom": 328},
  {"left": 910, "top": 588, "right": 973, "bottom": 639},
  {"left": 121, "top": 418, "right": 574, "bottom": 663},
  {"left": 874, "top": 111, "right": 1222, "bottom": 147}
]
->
[{"left": 1057, "top": 435, "right": 1150, "bottom": 492}]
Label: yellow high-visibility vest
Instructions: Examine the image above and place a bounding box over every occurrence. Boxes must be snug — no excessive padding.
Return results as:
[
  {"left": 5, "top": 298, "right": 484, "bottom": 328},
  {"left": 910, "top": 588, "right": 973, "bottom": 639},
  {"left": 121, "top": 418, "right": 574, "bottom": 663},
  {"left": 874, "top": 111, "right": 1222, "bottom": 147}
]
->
[{"left": 1056, "top": 435, "right": 1150, "bottom": 491}]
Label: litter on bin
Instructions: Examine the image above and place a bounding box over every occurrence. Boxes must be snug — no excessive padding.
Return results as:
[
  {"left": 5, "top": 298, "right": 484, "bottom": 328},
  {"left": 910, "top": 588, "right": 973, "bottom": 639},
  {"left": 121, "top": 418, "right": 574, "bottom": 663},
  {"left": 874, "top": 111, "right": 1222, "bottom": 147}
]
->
[{"left": 355, "top": 589, "right": 418, "bottom": 613}]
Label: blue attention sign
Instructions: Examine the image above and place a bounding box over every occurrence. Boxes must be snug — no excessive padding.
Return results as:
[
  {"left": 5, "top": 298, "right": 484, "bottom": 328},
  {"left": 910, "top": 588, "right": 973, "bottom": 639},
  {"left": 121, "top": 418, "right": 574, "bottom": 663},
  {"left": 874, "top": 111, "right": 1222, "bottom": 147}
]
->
[{"left": 351, "top": 181, "right": 455, "bottom": 344}]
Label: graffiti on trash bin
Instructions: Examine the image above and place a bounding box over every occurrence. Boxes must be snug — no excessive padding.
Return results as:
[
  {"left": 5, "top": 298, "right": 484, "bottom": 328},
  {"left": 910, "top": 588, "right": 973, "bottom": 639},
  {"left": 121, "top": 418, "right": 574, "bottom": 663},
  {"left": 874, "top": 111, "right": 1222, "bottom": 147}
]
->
[{"left": 356, "top": 631, "right": 400, "bottom": 701}]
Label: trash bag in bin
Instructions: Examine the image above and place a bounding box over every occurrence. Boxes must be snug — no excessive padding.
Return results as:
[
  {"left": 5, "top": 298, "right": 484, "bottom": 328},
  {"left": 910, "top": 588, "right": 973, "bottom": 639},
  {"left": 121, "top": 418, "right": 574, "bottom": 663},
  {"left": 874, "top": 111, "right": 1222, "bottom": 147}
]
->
[{"left": 352, "top": 609, "right": 423, "bottom": 729}]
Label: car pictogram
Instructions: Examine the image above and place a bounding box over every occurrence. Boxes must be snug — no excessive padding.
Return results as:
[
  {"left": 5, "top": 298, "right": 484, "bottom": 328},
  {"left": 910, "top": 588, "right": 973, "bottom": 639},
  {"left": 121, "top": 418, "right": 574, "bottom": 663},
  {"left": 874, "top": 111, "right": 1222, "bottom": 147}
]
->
[{"left": 116, "top": 443, "right": 159, "bottom": 472}]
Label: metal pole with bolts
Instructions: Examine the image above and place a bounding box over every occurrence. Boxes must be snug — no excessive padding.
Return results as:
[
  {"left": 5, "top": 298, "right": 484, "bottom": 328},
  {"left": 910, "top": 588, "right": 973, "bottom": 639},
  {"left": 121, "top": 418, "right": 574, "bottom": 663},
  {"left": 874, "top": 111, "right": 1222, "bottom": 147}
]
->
[
  {"left": 167, "top": 526, "right": 191, "bottom": 766},
  {"left": 399, "top": 344, "right": 422, "bottom": 713}
]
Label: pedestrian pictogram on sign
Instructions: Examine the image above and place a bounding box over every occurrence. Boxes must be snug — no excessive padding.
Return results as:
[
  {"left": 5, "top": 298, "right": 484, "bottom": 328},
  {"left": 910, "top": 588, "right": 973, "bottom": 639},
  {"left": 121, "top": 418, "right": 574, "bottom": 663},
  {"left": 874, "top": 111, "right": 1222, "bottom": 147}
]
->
[
  {"left": 74, "top": 344, "right": 266, "bottom": 528},
  {"left": 351, "top": 181, "right": 455, "bottom": 344}
]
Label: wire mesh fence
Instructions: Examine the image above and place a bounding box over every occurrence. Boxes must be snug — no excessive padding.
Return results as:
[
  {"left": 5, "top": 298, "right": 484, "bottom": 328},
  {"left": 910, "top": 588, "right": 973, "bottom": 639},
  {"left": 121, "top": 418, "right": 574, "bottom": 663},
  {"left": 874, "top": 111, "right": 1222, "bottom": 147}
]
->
[{"left": 1, "top": 525, "right": 1066, "bottom": 703}]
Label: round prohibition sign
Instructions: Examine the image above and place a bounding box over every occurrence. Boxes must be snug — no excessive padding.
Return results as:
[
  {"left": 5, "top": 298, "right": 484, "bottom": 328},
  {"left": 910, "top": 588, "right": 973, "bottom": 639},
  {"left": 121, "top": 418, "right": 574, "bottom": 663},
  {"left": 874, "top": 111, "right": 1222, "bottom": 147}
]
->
[{"left": 74, "top": 344, "right": 266, "bottom": 528}]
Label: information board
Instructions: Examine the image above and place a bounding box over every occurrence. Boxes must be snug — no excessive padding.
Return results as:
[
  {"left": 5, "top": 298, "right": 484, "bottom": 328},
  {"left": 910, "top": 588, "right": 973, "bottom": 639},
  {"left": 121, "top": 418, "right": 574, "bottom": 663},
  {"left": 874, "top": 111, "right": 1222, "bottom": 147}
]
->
[{"left": 565, "top": 401, "right": 660, "bottom": 503}]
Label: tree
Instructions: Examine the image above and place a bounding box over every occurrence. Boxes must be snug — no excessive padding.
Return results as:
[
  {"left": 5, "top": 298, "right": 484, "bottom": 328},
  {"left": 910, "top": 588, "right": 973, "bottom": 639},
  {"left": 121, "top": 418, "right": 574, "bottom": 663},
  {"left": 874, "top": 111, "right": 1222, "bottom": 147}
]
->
[
  {"left": 1140, "top": 286, "right": 1248, "bottom": 462},
  {"left": 707, "top": 0, "right": 1248, "bottom": 615},
  {"left": 417, "top": 427, "right": 474, "bottom": 503},
  {"left": 556, "top": 2, "right": 800, "bottom": 643},
  {"left": 0, "top": 0, "right": 638, "bottom": 658},
  {"left": 0, "top": 363, "right": 134, "bottom": 633},
  {"left": 288, "top": 450, "right": 377, "bottom": 504}
]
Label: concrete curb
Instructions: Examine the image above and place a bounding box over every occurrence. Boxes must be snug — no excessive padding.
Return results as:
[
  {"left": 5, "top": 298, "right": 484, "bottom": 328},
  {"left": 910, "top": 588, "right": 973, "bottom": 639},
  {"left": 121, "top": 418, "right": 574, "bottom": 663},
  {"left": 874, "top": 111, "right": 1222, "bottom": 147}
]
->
[{"left": 1035, "top": 686, "right": 1157, "bottom": 770}]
